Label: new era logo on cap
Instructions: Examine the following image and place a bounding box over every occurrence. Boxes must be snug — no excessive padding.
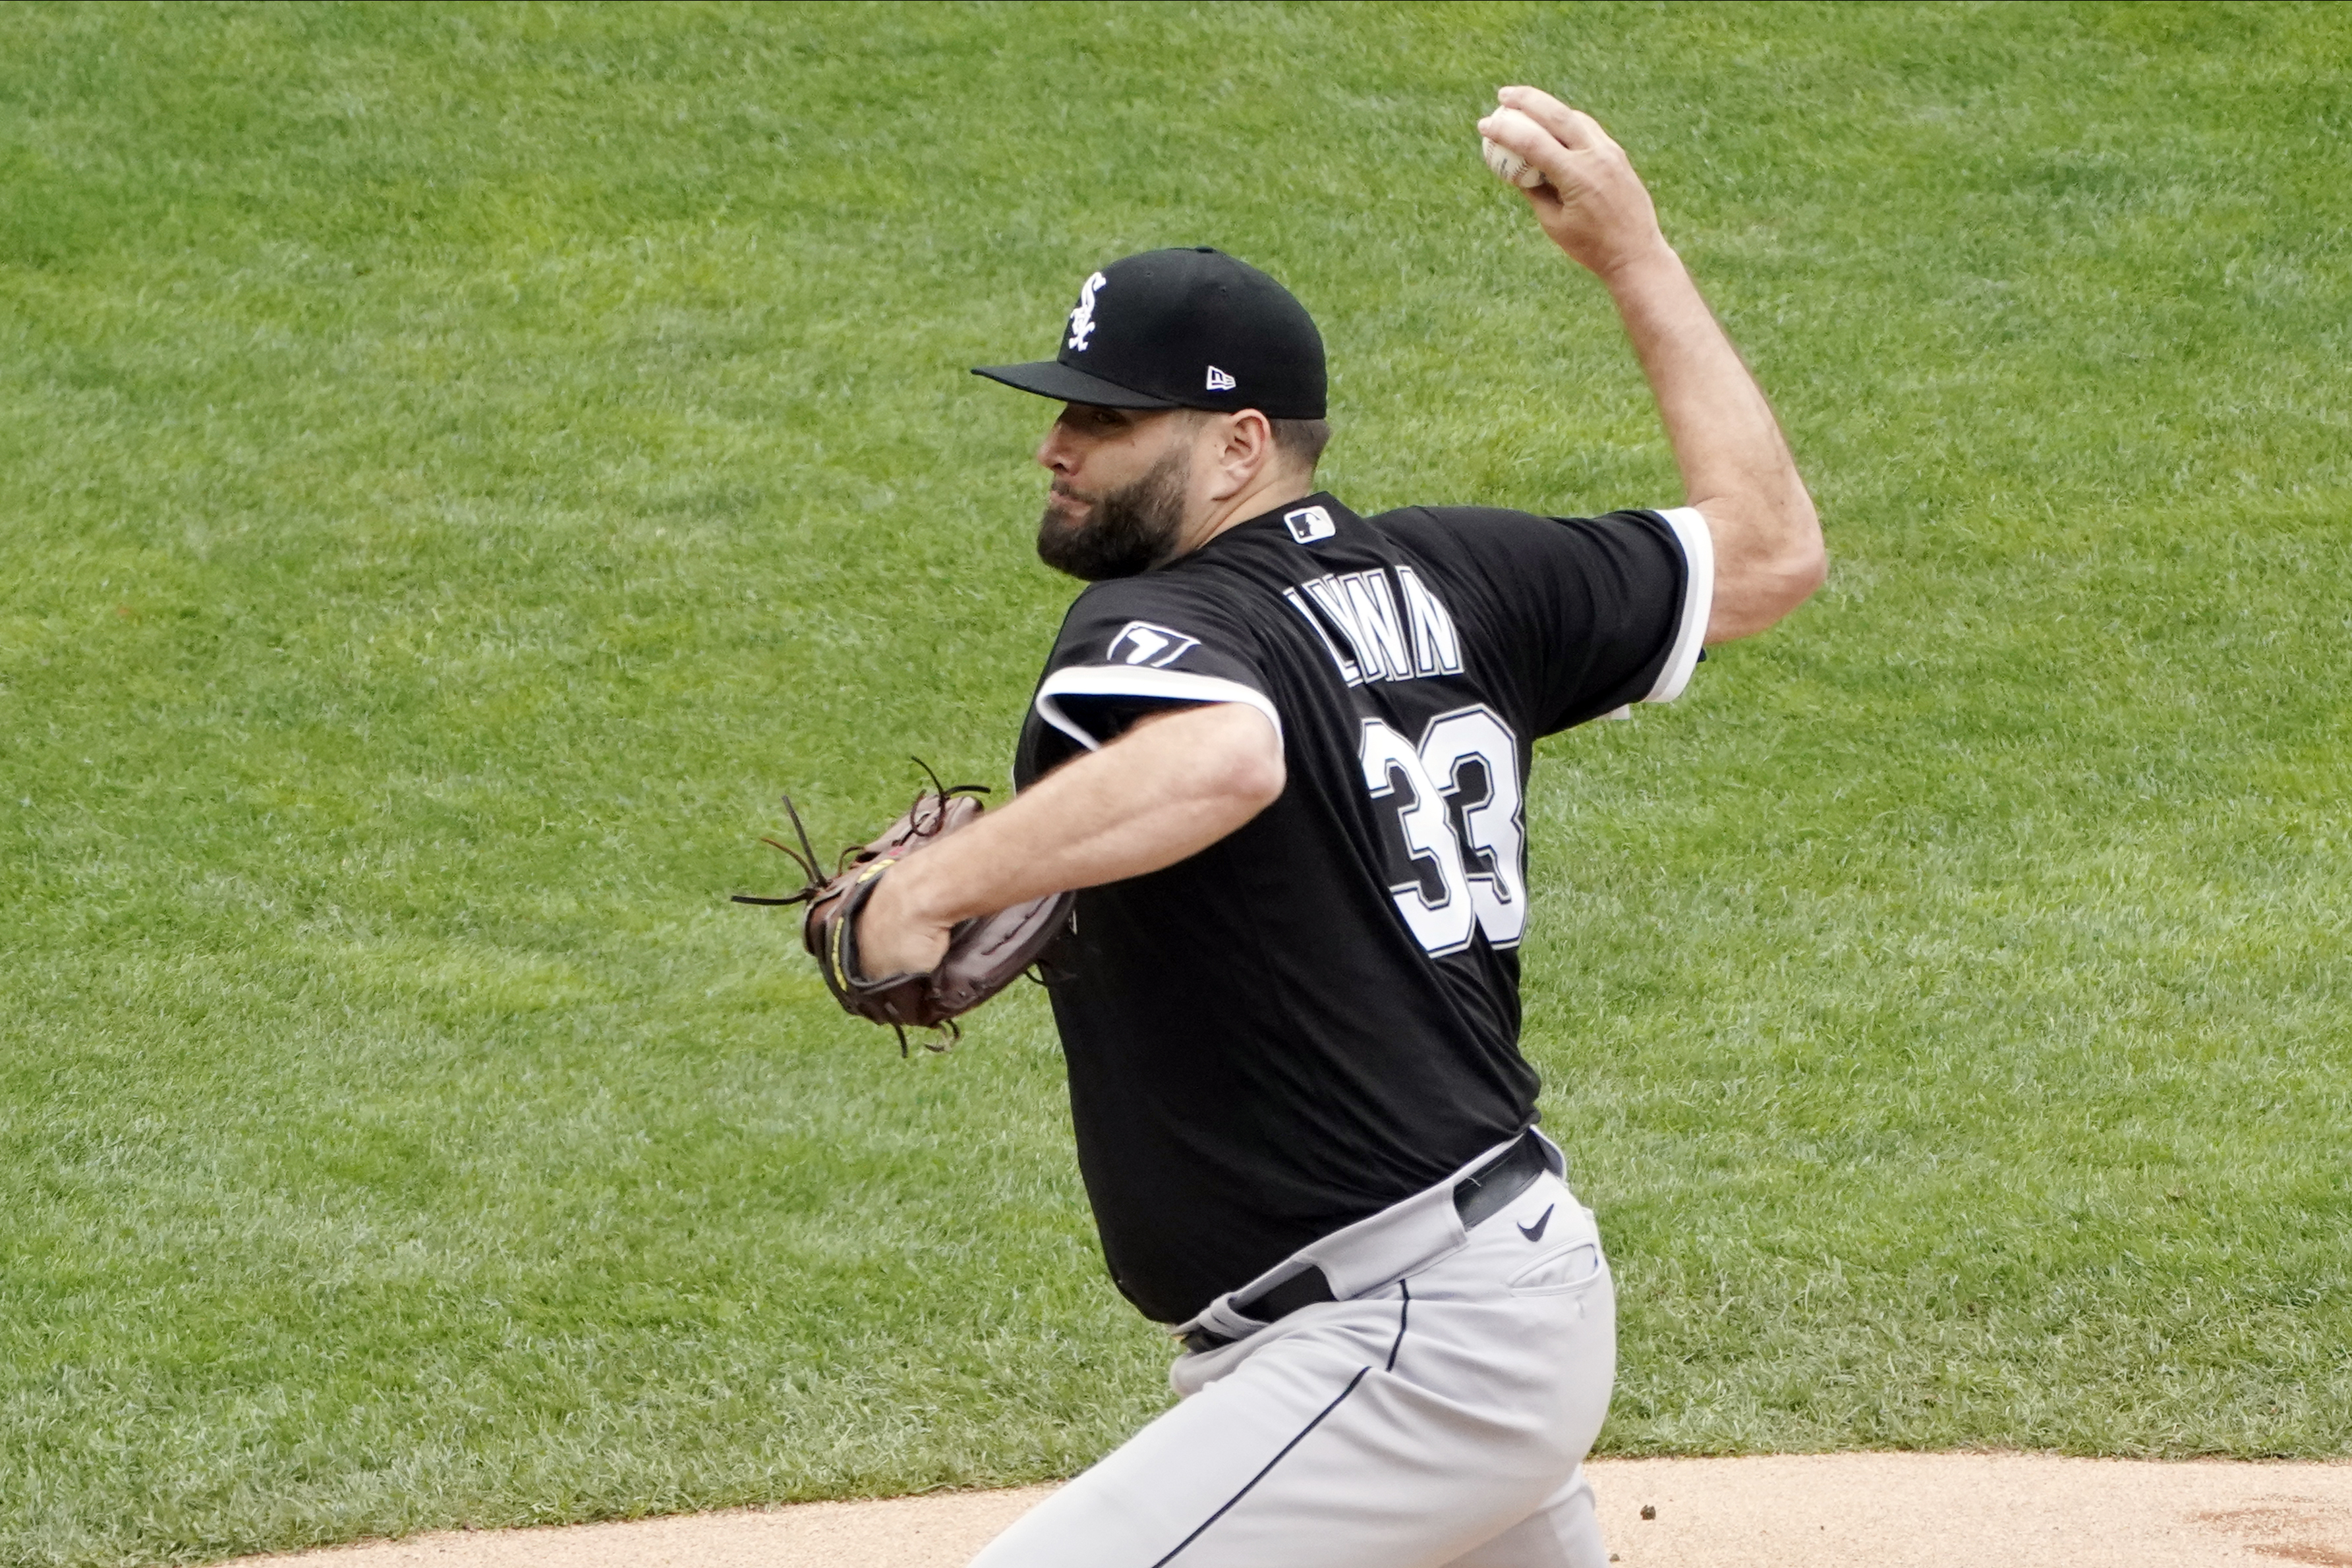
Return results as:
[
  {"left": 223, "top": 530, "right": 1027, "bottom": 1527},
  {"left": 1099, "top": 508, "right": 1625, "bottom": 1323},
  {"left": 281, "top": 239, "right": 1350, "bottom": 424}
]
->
[
  {"left": 1205, "top": 365, "right": 1237, "bottom": 392},
  {"left": 1106, "top": 621, "right": 1201, "bottom": 669},
  {"left": 1283, "top": 505, "right": 1336, "bottom": 544}
]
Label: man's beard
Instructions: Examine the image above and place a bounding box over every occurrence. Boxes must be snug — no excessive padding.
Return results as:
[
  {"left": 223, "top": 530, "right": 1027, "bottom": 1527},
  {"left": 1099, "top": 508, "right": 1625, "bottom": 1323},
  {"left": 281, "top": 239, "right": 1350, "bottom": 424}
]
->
[{"left": 1036, "top": 445, "right": 1191, "bottom": 581}]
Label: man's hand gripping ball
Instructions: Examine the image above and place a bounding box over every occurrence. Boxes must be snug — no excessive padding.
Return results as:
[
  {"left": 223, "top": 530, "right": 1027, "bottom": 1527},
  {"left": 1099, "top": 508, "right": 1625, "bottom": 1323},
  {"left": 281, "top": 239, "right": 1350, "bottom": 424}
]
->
[{"left": 1477, "top": 86, "right": 1670, "bottom": 282}]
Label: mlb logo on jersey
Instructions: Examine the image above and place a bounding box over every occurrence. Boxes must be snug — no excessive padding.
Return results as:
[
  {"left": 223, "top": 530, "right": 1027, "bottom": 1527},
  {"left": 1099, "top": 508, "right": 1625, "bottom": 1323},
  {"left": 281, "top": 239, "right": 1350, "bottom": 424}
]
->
[
  {"left": 1282, "top": 505, "right": 1337, "bottom": 544},
  {"left": 1106, "top": 621, "right": 1201, "bottom": 669}
]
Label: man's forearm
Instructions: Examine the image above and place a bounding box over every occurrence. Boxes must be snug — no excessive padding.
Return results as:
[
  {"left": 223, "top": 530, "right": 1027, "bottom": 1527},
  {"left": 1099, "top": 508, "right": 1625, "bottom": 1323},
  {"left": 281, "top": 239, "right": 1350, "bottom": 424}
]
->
[
  {"left": 1603, "top": 246, "right": 1822, "bottom": 642},
  {"left": 1476, "top": 86, "right": 1823, "bottom": 642},
  {"left": 1603, "top": 245, "right": 1802, "bottom": 526},
  {"left": 883, "top": 702, "right": 1283, "bottom": 930}
]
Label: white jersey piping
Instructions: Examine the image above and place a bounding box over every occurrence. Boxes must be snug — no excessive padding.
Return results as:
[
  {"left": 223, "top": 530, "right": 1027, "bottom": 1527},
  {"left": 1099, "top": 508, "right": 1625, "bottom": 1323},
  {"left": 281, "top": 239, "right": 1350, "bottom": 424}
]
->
[
  {"left": 1644, "top": 505, "right": 1714, "bottom": 704},
  {"left": 1035, "top": 666, "right": 1285, "bottom": 753}
]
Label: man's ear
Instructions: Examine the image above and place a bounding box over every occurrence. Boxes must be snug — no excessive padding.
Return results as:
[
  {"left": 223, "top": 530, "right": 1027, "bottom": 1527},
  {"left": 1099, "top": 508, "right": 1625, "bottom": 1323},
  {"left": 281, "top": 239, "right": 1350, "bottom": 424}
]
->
[{"left": 1202, "top": 409, "right": 1275, "bottom": 501}]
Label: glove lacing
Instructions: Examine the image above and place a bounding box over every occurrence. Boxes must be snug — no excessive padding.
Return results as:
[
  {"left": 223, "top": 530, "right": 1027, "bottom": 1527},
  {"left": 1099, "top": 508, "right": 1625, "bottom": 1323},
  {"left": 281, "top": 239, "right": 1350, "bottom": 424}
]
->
[{"left": 730, "top": 760, "right": 992, "bottom": 1055}]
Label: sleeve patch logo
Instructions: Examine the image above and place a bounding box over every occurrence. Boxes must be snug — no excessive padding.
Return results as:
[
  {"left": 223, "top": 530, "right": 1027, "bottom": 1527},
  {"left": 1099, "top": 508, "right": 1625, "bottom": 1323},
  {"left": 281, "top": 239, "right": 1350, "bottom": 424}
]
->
[
  {"left": 1106, "top": 621, "right": 1201, "bottom": 669},
  {"left": 1282, "top": 505, "right": 1336, "bottom": 544}
]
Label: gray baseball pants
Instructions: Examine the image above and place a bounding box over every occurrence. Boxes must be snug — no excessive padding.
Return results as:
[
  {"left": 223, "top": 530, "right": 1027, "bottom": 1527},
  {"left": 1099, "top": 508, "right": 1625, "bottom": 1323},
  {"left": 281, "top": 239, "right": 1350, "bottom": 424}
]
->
[{"left": 967, "top": 1160, "right": 1616, "bottom": 1567}]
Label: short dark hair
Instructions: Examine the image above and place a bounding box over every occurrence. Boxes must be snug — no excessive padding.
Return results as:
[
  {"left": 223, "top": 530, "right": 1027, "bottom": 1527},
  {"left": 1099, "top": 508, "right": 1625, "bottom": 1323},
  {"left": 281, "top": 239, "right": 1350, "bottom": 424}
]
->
[{"left": 1271, "top": 417, "right": 1331, "bottom": 470}]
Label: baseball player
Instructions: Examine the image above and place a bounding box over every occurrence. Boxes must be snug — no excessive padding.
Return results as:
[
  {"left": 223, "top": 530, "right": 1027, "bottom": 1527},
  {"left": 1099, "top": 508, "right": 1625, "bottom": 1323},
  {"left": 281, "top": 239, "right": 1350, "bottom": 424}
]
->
[{"left": 853, "top": 88, "right": 1824, "bottom": 1567}]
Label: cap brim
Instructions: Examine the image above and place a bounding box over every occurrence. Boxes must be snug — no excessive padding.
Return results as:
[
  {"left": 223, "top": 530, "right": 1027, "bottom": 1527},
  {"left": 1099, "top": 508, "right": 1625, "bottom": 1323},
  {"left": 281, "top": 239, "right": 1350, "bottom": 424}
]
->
[{"left": 970, "top": 360, "right": 1183, "bottom": 409}]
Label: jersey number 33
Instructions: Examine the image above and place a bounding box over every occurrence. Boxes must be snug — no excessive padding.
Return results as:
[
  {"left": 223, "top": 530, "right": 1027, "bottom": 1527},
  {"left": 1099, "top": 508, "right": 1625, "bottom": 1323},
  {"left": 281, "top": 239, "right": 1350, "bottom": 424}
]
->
[{"left": 1358, "top": 702, "right": 1526, "bottom": 956}]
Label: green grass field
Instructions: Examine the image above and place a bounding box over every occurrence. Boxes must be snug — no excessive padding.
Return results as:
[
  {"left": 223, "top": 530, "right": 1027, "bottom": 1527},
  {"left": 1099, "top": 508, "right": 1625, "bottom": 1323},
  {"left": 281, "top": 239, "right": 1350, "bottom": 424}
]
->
[{"left": 3, "top": 2, "right": 2347, "bottom": 1563}]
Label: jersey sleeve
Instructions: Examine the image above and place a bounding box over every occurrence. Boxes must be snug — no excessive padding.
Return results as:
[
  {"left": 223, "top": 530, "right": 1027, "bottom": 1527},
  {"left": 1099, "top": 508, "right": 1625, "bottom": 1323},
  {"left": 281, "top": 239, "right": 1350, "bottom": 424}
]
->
[
  {"left": 1432, "top": 504, "right": 1713, "bottom": 737},
  {"left": 1029, "top": 574, "right": 1282, "bottom": 755}
]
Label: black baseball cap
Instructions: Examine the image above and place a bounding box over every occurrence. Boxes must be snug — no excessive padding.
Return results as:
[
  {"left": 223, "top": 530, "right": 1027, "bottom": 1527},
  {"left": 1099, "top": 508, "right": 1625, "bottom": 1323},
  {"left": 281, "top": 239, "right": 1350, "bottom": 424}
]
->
[{"left": 973, "top": 247, "right": 1325, "bottom": 420}]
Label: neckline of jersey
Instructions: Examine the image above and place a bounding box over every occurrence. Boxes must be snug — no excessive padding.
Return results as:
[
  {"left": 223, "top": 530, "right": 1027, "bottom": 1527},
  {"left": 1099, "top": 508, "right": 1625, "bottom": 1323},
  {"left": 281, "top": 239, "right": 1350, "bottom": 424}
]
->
[{"left": 1183, "top": 491, "right": 1352, "bottom": 563}]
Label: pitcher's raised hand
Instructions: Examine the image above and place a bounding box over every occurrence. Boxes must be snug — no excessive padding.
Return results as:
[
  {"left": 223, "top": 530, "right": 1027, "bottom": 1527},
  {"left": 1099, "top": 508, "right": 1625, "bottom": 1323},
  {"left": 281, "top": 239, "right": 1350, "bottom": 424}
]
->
[{"left": 1477, "top": 86, "right": 1667, "bottom": 282}]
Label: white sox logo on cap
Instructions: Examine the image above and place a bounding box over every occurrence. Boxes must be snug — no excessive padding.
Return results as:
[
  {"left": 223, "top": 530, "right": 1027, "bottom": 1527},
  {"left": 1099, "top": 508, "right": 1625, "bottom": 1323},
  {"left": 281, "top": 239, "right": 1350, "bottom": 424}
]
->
[
  {"left": 1106, "top": 621, "right": 1200, "bottom": 669},
  {"left": 1066, "top": 271, "right": 1108, "bottom": 352}
]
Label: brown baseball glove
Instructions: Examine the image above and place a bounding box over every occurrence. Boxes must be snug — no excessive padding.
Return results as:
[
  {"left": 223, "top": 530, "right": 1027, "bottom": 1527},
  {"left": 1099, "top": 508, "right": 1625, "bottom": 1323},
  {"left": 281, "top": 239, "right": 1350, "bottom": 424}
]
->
[{"left": 733, "top": 766, "right": 1075, "bottom": 1054}]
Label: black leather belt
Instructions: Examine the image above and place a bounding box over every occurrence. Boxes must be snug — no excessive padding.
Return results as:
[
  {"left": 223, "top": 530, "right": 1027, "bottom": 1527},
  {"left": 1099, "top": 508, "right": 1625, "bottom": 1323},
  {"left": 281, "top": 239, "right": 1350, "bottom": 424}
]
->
[{"left": 1180, "top": 1130, "right": 1553, "bottom": 1355}]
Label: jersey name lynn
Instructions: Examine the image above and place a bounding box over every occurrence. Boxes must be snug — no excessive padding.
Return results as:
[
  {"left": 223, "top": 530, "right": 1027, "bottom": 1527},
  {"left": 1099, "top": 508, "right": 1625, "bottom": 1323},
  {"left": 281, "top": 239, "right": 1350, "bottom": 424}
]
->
[{"left": 1280, "top": 565, "right": 1463, "bottom": 687}]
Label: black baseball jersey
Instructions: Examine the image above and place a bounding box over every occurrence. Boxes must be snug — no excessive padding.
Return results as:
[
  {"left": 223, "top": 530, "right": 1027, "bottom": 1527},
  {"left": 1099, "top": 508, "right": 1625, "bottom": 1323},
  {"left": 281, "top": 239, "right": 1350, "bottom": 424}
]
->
[{"left": 1012, "top": 491, "right": 1711, "bottom": 1325}]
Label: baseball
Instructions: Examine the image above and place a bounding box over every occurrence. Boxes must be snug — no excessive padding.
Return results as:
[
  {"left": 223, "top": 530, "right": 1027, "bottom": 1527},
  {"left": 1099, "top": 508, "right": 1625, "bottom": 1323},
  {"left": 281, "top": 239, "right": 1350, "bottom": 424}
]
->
[{"left": 1481, "top": 134, "right": 1547, "bottom": 190}]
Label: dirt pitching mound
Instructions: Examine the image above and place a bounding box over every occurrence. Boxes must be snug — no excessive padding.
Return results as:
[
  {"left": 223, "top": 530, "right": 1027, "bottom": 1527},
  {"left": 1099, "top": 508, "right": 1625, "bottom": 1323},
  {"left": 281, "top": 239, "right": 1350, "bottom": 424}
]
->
[{"left": 238, "top": 1452, "right": 2352, "bottom": 1568}]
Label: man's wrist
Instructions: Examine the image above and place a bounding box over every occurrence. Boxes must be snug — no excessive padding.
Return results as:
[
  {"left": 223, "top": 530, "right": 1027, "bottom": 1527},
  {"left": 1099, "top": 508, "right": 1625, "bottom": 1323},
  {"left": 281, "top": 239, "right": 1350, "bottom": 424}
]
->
[
  {"left": 875, "top": 852, "right": 963, "bottom": 931},
  {"left": 1593, "top": 237, "right": 1684, "bottom": 296}
]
